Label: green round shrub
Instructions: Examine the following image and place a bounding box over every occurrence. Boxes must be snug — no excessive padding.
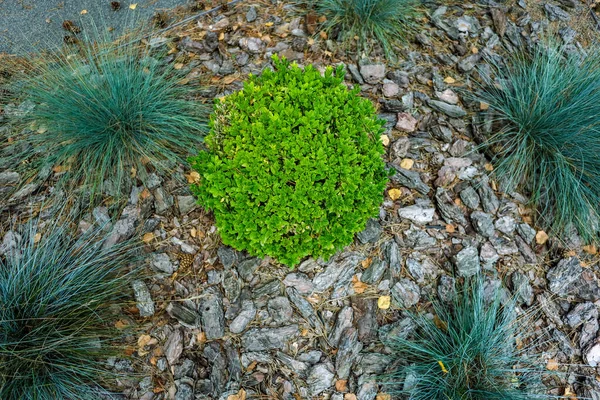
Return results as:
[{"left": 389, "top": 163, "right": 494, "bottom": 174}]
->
[{"left": 189, "top": 56, "right": 387, "bottom": 266}]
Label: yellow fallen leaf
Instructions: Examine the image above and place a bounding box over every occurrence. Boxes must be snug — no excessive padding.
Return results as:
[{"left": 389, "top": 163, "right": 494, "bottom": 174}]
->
[
  {"left": 388, "top": 188, "right": 401, "bottom": 201},
  {"left": 174, "top": 63, "right": 184, "bottom": 70},
  {"left": 344, "top": 394, "right": 357, "bottom": 400},
  {"left": 380, "top": 134, "right": 390, "bottom": 146},
  {"left": 352, "top": 275, "right": 368, "bottom": 294},
  {"left": 361, "top": 257, "right": 372, "bottom": 269},
  {"left": 80, "top": 9, "right": 88, "bottom": 14},
  {"left": 34, "top": 232, "right": 42, "bottom": 243},
  {"left": 265, "top": 22, "right": 274, "bottom": 27},
  {"left": 446, "top": 224, "right": 455, "bottom": 233},
  {"left": 376, "top": 394, "right": 391, "bottom": 400},
  {"left": 115, "top": 319, "right": 129, "bottom": 329},
  {"left": 219, "top": 31, "right": 225, "bottom": 41},
  {"left": 583, "top": 244, "right": 597, "bottom": 254},
  {"left": 546, "top": 359, "right": 559, "bottom": 371},
  {"left": 400, "top": 158, "right": 414, "bottom": 169},
  {"left": 480, "top": 101, "right": 490, "bottom": 111},
  {"left": 484, "top": 163, "right": 494, "bottom": 171},
  {"left": 444, "top": 76, "right": 455, "bottom": 84},
  {"left": 186, "top": 170, "right": 201, "bottom": 183},
  {"left": 535, "top": 230, "right": 549, "bottom": 245},
  {"left": 129, "top": 3, "right": 137, "bottom": 10},
  {"left": 335, "top": 379, "right": 348, "bottom": 392},
  {"left": 138, "top": 334, "right": 152, "bottom": 348},
  {"left": 320, "top": 31, "right": 328, "bottom": 39},
  {"left": 142, "top": 232, "right": 154, "bottom": 243},
  {"left": 377, "top": 295, "right": 391, "bottom": 309},
  {"left": 227, "top": 389, "right": 247, "bottom": 400}
]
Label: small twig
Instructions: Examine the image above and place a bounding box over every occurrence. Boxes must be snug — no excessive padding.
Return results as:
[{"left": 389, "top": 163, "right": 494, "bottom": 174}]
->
[{"left": 117, "top": 0, "right": 245, "bottom": 49}]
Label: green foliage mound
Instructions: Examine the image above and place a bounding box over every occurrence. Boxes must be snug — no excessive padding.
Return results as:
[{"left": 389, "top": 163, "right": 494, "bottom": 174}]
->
[
  {"left": 190, "top": 56, "right": 387, "bottom": 266},
  {"left": 381, "top": 278, "right": 551, "bottom": 399},
  {"left": 0, "top": 220, "right": 139, "bottom": 399},
  {"left": 477, "top": 43, "right": 600, "bottom": 243},
  {"left": 3, "top": 28, "right": 206, "bottom": 204},
  {"left": 300, "top": 0, "right": 420, "bottom": 59}
]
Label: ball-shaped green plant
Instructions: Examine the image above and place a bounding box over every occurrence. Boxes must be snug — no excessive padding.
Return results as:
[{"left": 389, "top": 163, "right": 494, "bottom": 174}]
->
[{"left": 189, "top": 56, "right": 387, "bottom": 266}]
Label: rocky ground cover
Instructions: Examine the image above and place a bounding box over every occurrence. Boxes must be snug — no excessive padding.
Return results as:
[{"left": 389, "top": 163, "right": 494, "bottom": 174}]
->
[{"left": 2, "top": 0, "right": 600, "bottom": 399}]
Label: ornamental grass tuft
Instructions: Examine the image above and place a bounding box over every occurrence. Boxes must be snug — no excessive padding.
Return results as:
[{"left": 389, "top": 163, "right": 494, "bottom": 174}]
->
[
  {"left": 2, "top": 25, "right": 206, "bottom": 205},
  {"left": 0, "top": 219, "right": 140, "bottom": 399},
  {"left": 300, "top": 0, "right": 420, "bottom": 59},
  {"left": 189, "top": 56, "right": 387, "bottom": 267},
  {"left": 477, "top": 43, "right": 600, "bottom": 243},
  {"left": 381, "top": 278, "right": 551, "bottom": 399}
]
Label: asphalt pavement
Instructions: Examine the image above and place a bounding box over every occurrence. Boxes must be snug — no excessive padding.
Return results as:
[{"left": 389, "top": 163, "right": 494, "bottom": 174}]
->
[{"left": 0, "top": 0, "right": 193, "bottom": 54}]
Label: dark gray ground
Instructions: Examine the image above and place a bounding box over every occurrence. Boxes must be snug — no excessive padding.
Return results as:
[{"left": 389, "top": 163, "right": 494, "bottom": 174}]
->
[{"left": 0, "top": 0, "right": 193, "bottom": 54}]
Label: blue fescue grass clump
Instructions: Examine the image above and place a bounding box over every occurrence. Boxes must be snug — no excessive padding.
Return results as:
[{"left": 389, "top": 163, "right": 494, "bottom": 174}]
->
[
  {"left": 302, "top": 0, "right": 420, "bottom": 58},
  {"left": 477, "top": 43, "right": 600, "bottom": 243},
  {"left": 3, "top": 26, "right": 206, "bottom": 204},
  {"left": 0, "top": 219, "right": 140, "bottom": 399},
  {"left": 380, "top": 278, "right": 552, "bottom": 399}
]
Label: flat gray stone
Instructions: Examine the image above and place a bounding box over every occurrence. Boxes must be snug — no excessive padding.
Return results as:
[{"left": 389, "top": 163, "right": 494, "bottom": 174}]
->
[
  {"left": 132, "top": 280, "right": 155, "bottom": 317},
  {"left": 241, "top": 325, "right": 299, "bottom": 351},
  {"left": 454, "top": 246, "right": 480, "bottom": 277},
  {"left": 428, "top": 99, "right": 467, "bottom": 117},
  {"left": 201, "top": 288, "right": 225, "bottom": 339}
]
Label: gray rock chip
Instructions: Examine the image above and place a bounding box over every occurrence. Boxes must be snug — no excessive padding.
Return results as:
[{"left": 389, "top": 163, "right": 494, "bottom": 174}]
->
[
  {"left": 283, "top": 272, "right": 315, "bottom": 294},
  {"left": 398, "top": 205, "right": 435, "bottom": 224},
  {"left": 241, "top": 325, "right": 299, "bottom": 351},
  {"left": 476, "top": 178, "right": 499, "bottom": 214},
  {"left": 359, "top": 63, "right": 386, "bottom": 84},
  {"left": 384, "top": 240, "right": 402, "bottom": 278},
  {"left": 458, "top": 54, "right": 481, "bottom": 72},
  {"left": 313, "top": 252, "right": 363, "bottom": 292},
  {"left": 164, "top": 328, "right": 183, "bottom": 365},
  {"left": 268, "top": 296, "right": 294, "bottom": 325},
  {"left": 230, "top": 300, "right": 256, "bottom": 334},
  {"left": 237, "top": 257, "right": 261, "bottom": 282},
  {"left": 547, "top": 257, "right": 582, "bottom": 296},
  {"left": 166, "top": 302, "right": 201, "bottom": 328},
  {"left": 218, "top": 246, "right": 239, "bottom": 269},
  {"left": 511, "top": 271, "right": 534, "bottom": 306},
  {"left": 404, "top": 225, "right": 436, "bottom": 250},
  {"left": 151, "top": 253, "right": 174, "bottom": 275},
  {"left": 357, "top": 380, "right": 378, "bottom": 400},
  {"left": 361, "top": 258, "right": 387, "bottom": 284},
  {"left": 454, "top": 246, "right": 480, "bottom": 277},
  {"left": 222, "top": 268, "right": 242, "bottom": 303},
  {"left": 286, "top": 287, "right": 324, "bottom": 333},
  {"left": 357, "top": 218, "right": 383, "bottom": 244},
  {"left": 471, "top": 211, "right": 495, "bottom": 238},
  {"left": 495, "top": 216, "right": 516, "bottom": 235},
  {"left": 154, "top": 187, "right": 174, "bottom": 213},
  {"left": 276, "top": 351, "right": 308, "bottom": 375},
  {"left": 566, "top": 302, "right": 598, "bottom": 328},
  {"left": 246, "top": 6, "right": 258, "bottom": 22},
  {"left": 435, "top": 187, "right": 467, "bottom": 225},
  {"left": 391, "top": 279, "right": 421, "bottom": 308},
  {"left": 174, "top": 382, "right": 194, "bottom": 400},
  {"left": 428, "top": 100, "right": 467, "bottom": 118},
  {"left": 515, "top": 235, "right": 537, "bottom": 263},
  {"left": 517, "top": 223, "right": 536, "bottom": 244},
  {"left": 480, "top": 241, "right": 499, "bottom": 267},
  {"left": 490, "top": 235, "right": 519, "bottom": 255},
  {"left": 328, "top": 306, "right": 354, "bottom": 347},
  {"left": 307, "top": 363, "right": 335, "bottom": 396},
  {"left": 544, "top": 3, "right": 570, "bottom": 21},
  {"left": 177, "top": 195, "right": 197, "bottom": 215},
  {"left": 201, "top": 288, "right": 225, "bottom": 339},
  {"left": 132, "top": 280, "right": 155, "bottom": 317},
  {"left": 390, "top": 164, "right": 430, "bottom": 194},
  {"left": 347, "top": 64, "right": 364, "bottom": 84},
  {"left": 438, "top": 275, "right": 456, "bottom": 303},
  {"left": 354, "top": 297, "right": 378, "bottom": 342},
  {"left": 335, "top": 328, "right": 362, "bottom": 379}
]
